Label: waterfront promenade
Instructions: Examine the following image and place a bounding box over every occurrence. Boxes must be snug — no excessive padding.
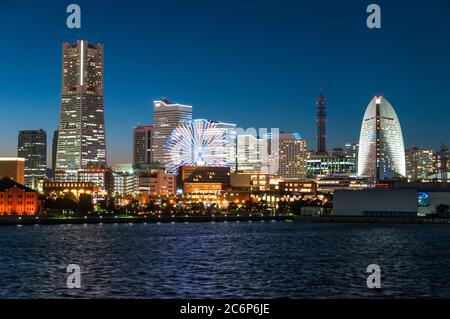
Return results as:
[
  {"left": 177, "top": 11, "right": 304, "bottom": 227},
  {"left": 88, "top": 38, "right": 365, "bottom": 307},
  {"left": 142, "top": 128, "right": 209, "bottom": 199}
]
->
[
  {"left": 0, "top": 214, "right": 292, "bottom": 225},
  {"left": 0, "top": 214, "right": 450, "bottom": 225}
]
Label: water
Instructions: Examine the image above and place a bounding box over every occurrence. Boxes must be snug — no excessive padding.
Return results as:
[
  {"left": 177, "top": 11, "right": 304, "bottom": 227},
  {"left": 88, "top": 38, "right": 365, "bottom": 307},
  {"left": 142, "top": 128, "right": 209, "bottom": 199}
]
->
[{"left": 0, "top": 221, "right": 449, "bottom": 298}]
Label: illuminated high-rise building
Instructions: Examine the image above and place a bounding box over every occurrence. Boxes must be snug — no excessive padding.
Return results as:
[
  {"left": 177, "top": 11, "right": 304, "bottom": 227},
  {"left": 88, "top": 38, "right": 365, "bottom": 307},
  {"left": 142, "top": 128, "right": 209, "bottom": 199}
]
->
[
  {"left": 152, "top": 99, "right": 192, "bottom": 165},
  {"left": 55, "top": 40, "right": 106, "bottom": 176},
  {"left": 17, "top": 129, "right": 47, "bottom": 188},
  {"left": 237, "top": 134, "right": 265, "bottom": 173},
  {"left": 437, "top": 145, "right": 449, "bottom": 183},
  {"left": 357, "top": 96, "right": 405, "bottom": 181},
  {"left": 277, "top": 133, "right": 307, "bottom": 179},
  {"left": 405, "top": 147, "right": 435, "bottom": 181},
  {"left": 133, "top": 125, "right": 153, "bottom": 166}
]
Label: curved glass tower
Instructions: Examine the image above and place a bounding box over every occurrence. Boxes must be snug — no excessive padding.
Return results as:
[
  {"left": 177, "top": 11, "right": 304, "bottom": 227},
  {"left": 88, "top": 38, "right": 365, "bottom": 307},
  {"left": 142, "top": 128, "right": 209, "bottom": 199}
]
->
[{"left": 357, "top": 96, "right": 406, "bottom": 181}]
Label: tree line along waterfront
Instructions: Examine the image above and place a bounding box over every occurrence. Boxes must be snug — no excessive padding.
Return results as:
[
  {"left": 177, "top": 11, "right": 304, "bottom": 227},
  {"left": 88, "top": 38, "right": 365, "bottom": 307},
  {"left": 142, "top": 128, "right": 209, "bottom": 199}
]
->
[{"left": 40, "top": 192, "right": 334, "bottom": 218}]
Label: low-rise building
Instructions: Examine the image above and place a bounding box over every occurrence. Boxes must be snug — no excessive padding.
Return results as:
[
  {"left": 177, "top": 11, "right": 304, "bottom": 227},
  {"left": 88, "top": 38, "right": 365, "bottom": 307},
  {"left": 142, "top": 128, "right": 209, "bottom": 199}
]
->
[
  {"left": 43, "top": 181, "right": 98, "bottom": 199},
  {"left": 177, "top": 166, "right": 230, "bottom": 203},
  {"left": 230, "top": 173, "right": 281, "bottom": 191},
  {"left": 149, "top": 170, "right": 176, "bottom": 197},
  {"left": 54, "top": 166, "right": 113, "bottom": 193},
  {"left": 333, "top": 189, "right": 418, "bottom": 217},
  {"left": 315, "top": 174, "right": 368, "bottom": 193},
  {"left": 276, "top": 180, "right": 317, "bottom": 194},
  {"left": 0, "top": 177, "right": 39, "bottom": 215},
  {"left": 113, "top": 172, "right": 136, "bottom": 197},
  {"left": 306, "top": 153, "right": 356, "bottom": 179},
  {"left": 178, "top": 166, "right": 231, "bottom": 189},
  {"left": 183, "top": 182, "right": 222, "bottom": 203}
]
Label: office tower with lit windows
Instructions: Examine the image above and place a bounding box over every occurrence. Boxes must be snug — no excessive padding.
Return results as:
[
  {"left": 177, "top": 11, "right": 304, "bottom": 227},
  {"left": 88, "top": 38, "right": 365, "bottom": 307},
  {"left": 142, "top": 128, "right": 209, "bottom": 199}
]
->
[
  {"left": 111, "top": 163, "right": 136, "bottom": 202},
  {"left": 405, "top": 147, "right": 435, "bottom": 181},
  {"left": 152, "top": 99, "right": 192, "bottom": 166},
  {"left": 17, "top": 129, "right": 47, "bottom": 188},
  {"left": 112, "top": 172, "right": 136, "bottom": 198},
  {"left": 277, "top": 133, "right": 307, "bottom": 179},
  {"left": 237, "top": 134, "right": 265, "bottom": 173},
  {"left": 55, "top": 40, "right": 106, "bottom": 177},
  {"left": 432, "top": 145, "right": 449, "bottom": 181},
  {"left": 133, "top": 125, "right": 153, "bottom": 166},
  {"left": 344, "top": 142, "right": 359, "bottom": 160},
  {"left": 357, "top": 96, "right": 405, "bottom": 181},
  {"left": 306, "top": 153, "right": 356, "bottom": 178}
]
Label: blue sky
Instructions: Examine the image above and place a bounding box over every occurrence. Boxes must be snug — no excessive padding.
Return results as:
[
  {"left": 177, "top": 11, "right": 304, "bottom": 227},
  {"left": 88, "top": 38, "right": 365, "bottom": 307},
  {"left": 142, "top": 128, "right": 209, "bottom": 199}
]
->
[{"left": 0, "top": 0, "right": 449, "bottom": 165}]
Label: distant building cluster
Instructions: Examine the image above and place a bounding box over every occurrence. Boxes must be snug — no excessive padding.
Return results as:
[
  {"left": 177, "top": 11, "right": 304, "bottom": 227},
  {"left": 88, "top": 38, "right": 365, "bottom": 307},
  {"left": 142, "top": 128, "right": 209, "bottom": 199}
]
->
[{"left": 1, "top": 39, "right": 449, "bottom": 217}]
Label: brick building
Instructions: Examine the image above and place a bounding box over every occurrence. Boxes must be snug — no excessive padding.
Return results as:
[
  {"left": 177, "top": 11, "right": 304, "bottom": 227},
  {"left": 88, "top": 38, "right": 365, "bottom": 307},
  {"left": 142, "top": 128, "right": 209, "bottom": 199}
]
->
[{"left": 0, "top": 177, "right": 39, "bottom": 215}]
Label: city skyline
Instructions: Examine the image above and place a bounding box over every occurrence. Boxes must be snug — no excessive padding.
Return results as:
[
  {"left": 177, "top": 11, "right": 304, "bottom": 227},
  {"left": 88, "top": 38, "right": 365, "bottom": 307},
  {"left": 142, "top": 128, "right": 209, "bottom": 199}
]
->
[{"left": 1, "top": 0, "right": 450, "bottom": 165}]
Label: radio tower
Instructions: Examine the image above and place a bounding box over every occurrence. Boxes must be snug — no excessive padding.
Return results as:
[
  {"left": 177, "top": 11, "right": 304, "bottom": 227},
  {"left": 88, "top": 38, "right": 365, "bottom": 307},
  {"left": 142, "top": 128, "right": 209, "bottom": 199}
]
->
[{"left": 316, "top": 89, "right": 327, "bottom": 155}]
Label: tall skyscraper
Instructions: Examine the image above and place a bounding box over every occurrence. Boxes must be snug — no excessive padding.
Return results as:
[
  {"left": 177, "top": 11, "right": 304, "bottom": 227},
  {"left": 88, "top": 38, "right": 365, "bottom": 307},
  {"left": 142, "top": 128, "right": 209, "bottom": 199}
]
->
[
  {"left": 56, "top": 40, "right": 106, "bottom": 175},
  {"left": 277, "top": 133, "right": 307, "bottom": 179},
  {"left": 152, "top": 99, "right": 192, "bottom": 165},
  {"left": 316, "top": 90, "right": 327, "bottom": 155},
  {"left": 17, "top": 129, "right": 47, "bottom": 188},
  {"left": 133, "top": 125, "right": 153, "bottom": 166},
  {"left": 358, "top": 96, "right": 406, "bottom": 181},
  {"left": 405, "top": 147, "right": 435, "bottom": 181}
]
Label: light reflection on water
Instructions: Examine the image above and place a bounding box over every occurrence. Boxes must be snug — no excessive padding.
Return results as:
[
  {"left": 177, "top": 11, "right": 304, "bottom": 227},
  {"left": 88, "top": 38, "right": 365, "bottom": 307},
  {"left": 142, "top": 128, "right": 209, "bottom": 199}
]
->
[{"left": 0, "top": 222, "right": 449, "bottom": 298}]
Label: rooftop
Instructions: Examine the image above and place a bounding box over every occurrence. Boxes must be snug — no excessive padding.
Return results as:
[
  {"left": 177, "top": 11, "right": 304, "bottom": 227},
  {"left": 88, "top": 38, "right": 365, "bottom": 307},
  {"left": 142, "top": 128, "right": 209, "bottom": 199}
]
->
[
  {"left": 0, "top": 157, "right": 25, "bottom": 162},
  {"left": 0, "top": 178, "right": 36, "bottom": 192}
]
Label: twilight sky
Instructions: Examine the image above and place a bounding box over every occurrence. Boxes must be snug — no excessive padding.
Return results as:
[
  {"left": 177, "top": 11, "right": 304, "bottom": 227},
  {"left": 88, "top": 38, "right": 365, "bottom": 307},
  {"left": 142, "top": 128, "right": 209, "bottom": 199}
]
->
[{"left": 0, "top": 0, "right": 449, "bottom": 166}]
